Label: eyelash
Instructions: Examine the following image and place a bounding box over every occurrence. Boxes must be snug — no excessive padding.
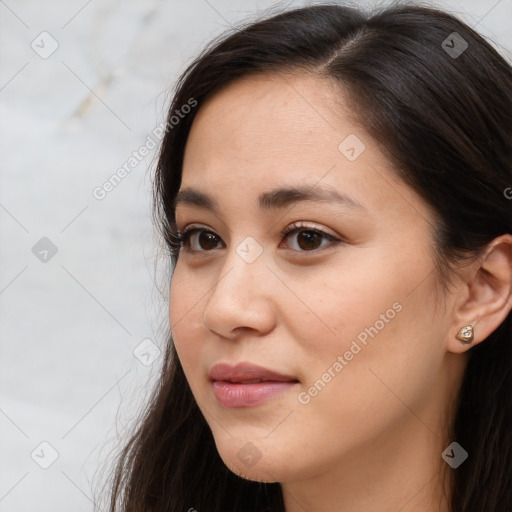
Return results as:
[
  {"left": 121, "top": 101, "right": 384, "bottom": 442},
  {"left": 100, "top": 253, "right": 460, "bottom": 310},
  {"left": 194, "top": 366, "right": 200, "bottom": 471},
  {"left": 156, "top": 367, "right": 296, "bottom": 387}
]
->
[{"left": 171, "top": 221, "right": 342, "bottom": 256}]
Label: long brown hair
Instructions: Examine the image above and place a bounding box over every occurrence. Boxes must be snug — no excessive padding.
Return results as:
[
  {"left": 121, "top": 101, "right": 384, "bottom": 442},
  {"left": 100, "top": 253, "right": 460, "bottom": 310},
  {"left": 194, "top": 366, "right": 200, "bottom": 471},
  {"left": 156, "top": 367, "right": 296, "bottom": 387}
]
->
[{"left": 103, "top": 3, "right": 512, "bottom": 511}]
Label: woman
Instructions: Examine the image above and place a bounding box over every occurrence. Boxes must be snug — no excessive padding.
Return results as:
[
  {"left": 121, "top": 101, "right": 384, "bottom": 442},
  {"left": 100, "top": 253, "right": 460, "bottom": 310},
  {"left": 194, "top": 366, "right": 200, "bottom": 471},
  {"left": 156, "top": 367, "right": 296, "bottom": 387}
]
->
[{"left": 106, "top": 3, "right": 512, "bottom": 511}]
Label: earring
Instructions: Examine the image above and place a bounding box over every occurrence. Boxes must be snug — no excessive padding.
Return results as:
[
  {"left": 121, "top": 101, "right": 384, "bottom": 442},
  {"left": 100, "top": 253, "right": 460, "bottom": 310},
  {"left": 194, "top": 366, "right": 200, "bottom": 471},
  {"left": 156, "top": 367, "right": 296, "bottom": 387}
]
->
[{"left": 456, "top": 325, "right": 474, "bottom": 344}]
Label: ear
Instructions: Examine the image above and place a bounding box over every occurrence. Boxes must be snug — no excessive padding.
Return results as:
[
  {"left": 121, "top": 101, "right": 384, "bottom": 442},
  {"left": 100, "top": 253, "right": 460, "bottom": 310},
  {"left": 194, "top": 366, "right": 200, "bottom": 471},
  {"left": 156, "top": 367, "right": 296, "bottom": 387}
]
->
[{"left": 447, "top": 234, "right": 512, "bottom": 354}]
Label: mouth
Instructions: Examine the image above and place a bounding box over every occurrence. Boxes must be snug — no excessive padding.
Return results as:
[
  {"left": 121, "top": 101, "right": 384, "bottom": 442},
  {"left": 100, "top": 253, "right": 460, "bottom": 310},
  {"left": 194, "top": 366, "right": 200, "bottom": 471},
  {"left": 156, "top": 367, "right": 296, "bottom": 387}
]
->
[
  {"left": 209, "top": 362, "right": 300, "bottom": 408},
  {"left": 208, "top": 361, "right": 299, "bottom": 383},
  {"left": 222, "top": 378, "right": 281, "bottom": 384}
]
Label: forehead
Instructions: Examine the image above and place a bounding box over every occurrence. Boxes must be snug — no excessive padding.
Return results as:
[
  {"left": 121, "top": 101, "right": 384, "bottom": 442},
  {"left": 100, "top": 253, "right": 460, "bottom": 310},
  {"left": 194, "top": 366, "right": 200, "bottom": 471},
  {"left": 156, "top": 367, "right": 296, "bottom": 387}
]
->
[
  {"left": 179, "top": 71, "right": 428, "bottom": 225},
  {"left": 183, "top": 72, "right": 348, "bottom": 171}
]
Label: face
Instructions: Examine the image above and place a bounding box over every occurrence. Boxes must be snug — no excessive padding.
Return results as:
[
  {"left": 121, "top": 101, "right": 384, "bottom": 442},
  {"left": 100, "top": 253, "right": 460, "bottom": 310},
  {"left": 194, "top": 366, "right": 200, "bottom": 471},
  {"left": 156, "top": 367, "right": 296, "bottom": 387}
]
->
[{"left": 169, "top": 72, "right": 457, "bottom": 484}]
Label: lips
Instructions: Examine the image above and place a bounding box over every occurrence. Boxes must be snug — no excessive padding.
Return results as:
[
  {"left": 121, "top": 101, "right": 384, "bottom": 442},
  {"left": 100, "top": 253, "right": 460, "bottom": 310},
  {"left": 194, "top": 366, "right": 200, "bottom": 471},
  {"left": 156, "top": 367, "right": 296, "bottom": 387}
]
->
[
  {"left": 208, "top": 362, "right": 298, "bottom": 384},
  {"left": 209, "top": 362, "right": 299, "bottom": 408}
]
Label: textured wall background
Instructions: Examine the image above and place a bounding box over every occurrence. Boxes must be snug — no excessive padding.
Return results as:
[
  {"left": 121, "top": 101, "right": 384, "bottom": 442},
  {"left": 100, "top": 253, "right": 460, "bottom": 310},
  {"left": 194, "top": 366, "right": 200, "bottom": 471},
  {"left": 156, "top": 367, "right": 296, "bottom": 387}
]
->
[{"left": 1, "top": 0, "right": 511, "bottom": 510}]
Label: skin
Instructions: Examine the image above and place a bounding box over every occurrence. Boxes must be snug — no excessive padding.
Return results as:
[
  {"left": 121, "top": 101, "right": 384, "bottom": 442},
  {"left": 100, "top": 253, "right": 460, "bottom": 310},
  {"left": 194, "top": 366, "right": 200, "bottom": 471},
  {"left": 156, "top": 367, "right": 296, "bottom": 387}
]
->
[{"left": 169, "top": 71, "right": 512, "bottom": 512}]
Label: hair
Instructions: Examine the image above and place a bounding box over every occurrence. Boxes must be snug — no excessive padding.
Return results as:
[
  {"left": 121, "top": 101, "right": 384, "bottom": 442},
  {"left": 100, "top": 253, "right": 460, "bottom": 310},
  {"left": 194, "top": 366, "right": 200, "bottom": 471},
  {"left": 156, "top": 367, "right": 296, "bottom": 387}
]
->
[{"left": 104, "top": 2, "right": 512, "bottom": 511}]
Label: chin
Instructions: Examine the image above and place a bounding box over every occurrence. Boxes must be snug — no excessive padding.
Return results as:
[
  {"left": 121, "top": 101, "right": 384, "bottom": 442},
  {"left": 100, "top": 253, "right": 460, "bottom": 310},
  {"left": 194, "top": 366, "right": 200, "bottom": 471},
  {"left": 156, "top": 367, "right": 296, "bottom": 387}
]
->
[
  {"left": 222, "top": 455, "right": 282, "bottom": 483},
  {"left": 214, "top": 438, "right": 287, "bottom": 483}
]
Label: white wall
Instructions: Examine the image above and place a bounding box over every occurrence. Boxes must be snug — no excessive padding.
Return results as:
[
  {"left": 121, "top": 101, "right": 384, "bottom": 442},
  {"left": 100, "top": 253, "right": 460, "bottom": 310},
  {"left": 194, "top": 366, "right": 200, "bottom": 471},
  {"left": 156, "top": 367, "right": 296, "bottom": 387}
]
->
[{"left": 1, "top": 1, "right": 510, "bottom": 510}]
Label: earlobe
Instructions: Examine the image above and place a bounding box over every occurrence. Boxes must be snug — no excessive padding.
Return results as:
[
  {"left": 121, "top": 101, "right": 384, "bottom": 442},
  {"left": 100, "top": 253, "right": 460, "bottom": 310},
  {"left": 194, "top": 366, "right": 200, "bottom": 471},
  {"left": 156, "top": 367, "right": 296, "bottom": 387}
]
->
[
  {"left": 456, "top": 324, "right": 474, "bottom": 344},
  {"left": 447, "top": 234, "right": 512, "bottom": 354}
]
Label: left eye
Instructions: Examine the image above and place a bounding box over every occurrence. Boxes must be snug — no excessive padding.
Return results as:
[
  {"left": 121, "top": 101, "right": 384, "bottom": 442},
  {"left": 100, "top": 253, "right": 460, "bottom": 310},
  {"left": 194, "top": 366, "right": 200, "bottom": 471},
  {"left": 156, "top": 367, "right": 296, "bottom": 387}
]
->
[
  {"left": 280, "top": 224, "right": 340, "bottom": 252},
  {"left": 174, "top": 222, "right": 341, "bottom": 254}
]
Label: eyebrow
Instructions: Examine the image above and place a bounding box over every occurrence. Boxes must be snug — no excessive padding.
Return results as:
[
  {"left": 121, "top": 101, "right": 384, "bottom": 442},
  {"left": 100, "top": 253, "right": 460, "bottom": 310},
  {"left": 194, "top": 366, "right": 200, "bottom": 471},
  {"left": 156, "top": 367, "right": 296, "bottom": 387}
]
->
[{"left": 173, "top": 184, "right": 366, "bottom": 215}]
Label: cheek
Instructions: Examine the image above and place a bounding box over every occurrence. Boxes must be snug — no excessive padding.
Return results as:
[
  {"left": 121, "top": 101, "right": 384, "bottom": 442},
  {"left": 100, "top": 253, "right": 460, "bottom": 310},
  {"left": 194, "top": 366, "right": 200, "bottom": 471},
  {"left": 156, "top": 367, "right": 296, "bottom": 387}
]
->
[
  {"left": 168, "top": 267, "right": 204, "bottom": 380},
  {"left": 169, "top": 269, "right": 187, "bottom": 347},
  {"left": 283, "top": 248, "right": 406, "bottom": 359},
  {"left": 287, "top": 249, "right": 441, "bottom": 427}
]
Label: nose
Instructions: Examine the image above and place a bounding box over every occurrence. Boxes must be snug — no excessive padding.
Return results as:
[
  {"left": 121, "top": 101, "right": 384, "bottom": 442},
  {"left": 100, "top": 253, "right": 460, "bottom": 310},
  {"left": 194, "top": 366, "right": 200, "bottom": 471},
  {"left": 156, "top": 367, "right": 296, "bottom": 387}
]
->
[{"left": 201, "top": 247, "right": 277, "bottom": 340}]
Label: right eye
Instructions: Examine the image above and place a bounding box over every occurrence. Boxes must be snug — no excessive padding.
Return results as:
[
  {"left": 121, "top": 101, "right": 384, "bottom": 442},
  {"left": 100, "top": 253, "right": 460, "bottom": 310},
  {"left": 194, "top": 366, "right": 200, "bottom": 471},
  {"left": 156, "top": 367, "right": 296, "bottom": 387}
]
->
[{"left": 175, "top": 227, "right": 223, "bottom": 253}]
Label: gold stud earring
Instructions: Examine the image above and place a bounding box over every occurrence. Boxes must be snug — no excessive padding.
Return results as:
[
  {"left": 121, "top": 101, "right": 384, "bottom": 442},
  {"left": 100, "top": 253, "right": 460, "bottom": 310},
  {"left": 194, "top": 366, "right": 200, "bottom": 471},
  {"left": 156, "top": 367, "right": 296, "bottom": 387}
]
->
[{"left": 457, "top": 325, "right": 474, "bottom": 344}]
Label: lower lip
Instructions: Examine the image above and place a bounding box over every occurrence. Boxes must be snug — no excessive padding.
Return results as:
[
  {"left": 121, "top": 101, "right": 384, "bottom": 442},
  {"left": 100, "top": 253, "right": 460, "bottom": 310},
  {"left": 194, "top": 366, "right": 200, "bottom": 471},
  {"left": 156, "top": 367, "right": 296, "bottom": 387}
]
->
[{"left": 211, "top": 380, "right": 298, "bottom": 408}]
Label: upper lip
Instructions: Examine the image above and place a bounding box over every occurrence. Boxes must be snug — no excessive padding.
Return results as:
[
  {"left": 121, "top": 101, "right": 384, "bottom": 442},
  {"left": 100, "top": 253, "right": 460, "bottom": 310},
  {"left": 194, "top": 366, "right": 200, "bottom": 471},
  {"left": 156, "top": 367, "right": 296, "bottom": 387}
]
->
[{"left": 209, "top": 362, "right": 299, "bottom": 383}]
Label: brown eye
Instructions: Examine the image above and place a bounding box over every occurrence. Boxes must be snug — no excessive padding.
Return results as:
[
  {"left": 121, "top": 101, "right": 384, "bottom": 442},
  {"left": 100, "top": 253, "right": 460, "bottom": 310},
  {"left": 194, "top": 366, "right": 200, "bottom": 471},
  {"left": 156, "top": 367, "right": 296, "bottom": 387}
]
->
[
  {"left": 176, "top": 222, "right": 341, "bottom": 255},
  {"left": 281, "top": 223, "right": 340, "bottom": 252},
  {"left": 178, "top": 229, "right": 222, "bottom": 252},
  {"left": 293, "top": 230, "right": 324, "bottom": 250},
  {"left": 196, "top": 231, "right": 219, "bottom": 251}
]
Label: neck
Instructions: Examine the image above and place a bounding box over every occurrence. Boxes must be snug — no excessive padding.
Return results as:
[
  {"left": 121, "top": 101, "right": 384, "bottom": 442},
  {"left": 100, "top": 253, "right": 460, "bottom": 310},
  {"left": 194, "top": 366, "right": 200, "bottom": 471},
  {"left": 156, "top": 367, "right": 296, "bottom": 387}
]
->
[{"left": 282, "top": 419, "right": 452, "bottom": 512}]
